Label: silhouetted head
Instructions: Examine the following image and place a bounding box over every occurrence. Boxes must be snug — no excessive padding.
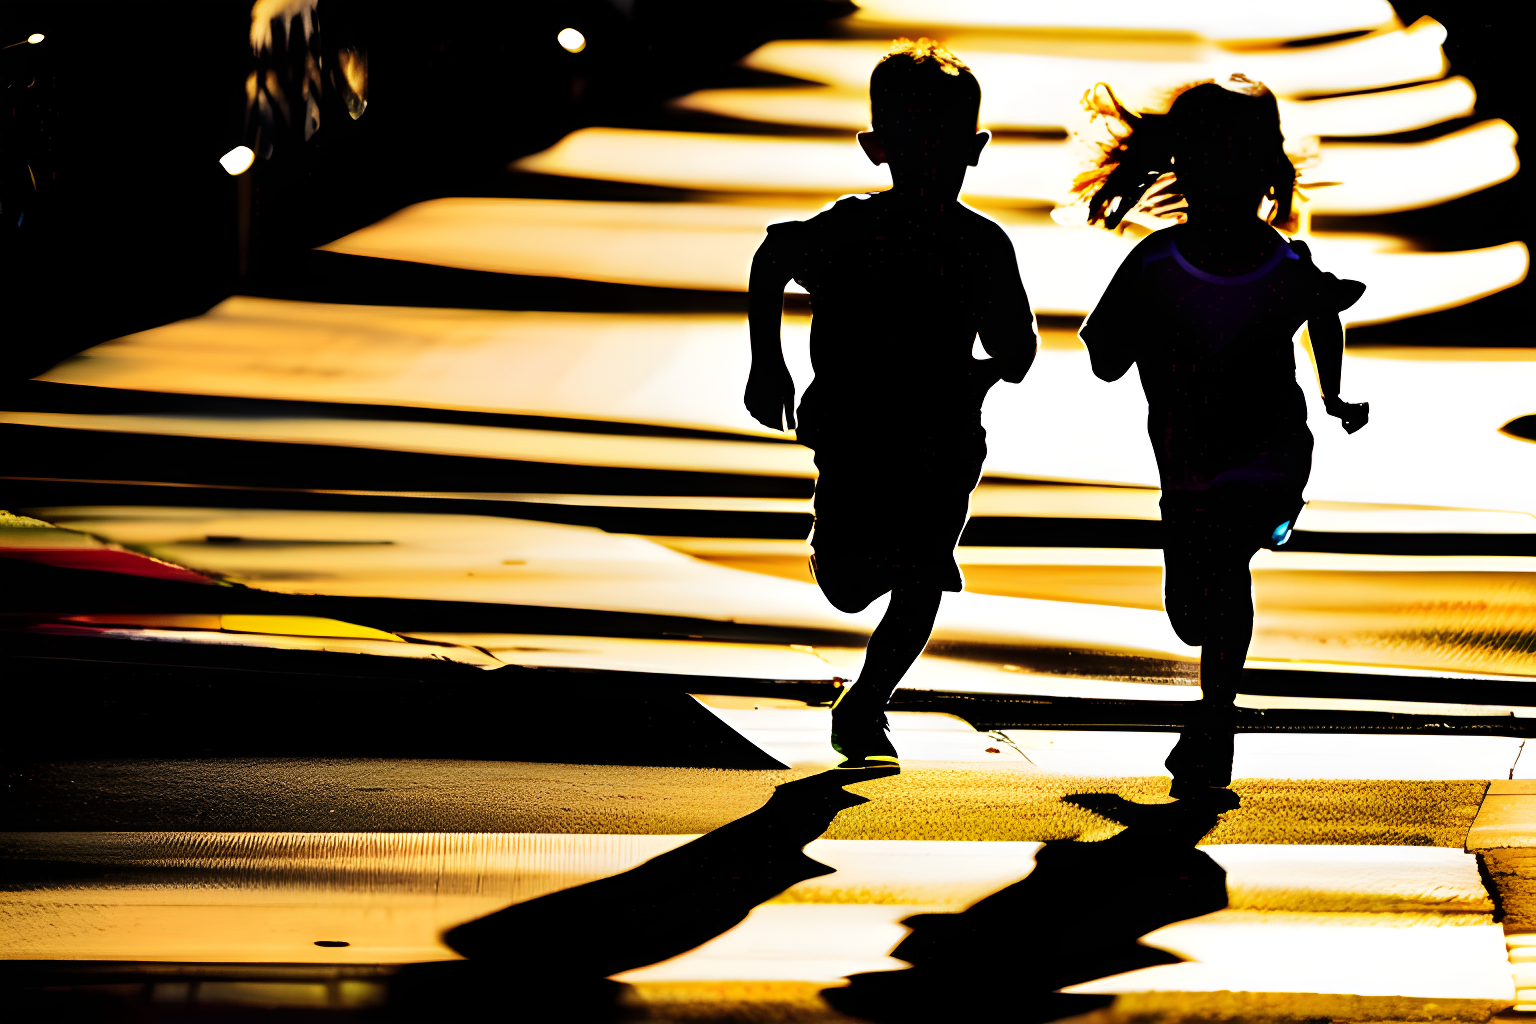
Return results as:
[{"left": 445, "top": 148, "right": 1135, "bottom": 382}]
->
[
  {"left": 1079, "top": 74, "right": 1297, "bottom": 230},
  {"left": 861, "top": 38, "right": 987, "bottom": 170}
]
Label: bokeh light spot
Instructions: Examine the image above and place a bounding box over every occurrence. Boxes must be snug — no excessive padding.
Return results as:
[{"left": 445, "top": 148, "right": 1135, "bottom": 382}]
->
[{"left": 218, "top": 146, "right": 255, "bottom": 176}]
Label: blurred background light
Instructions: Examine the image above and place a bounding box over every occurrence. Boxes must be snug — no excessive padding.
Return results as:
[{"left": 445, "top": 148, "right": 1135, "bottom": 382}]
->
[
  {"left": 844, "top": 0, "right": 1401, "bottom": 40},
  {"left": 558, "top": 28, "right": 586, "bottom": 53},
  {"left": 27, "top": 33, "right": 44, "bottom": 44},
  {"left": 336, "top": 47, "right": 368, "bottom": 119},
  {"left": 218, "top": 146, "right": 255, "bottom": 176}
]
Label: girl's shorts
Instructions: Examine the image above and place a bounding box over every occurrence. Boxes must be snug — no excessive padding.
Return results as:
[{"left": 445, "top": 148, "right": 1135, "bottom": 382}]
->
[{"left": 1159, "top": 484, "right": 1304, "bottom": 647}]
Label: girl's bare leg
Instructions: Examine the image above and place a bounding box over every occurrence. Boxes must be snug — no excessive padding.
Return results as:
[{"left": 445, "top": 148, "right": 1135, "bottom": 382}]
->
[{"left": 1198, "top": 576, "right": 1254, "bottom": 706}]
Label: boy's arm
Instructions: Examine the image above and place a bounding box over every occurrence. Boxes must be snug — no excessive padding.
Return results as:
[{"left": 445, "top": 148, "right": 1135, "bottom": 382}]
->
[
  {"left": 1308, "top": 311, "right": 1369, "bottom": 433},
  {"left": 975, "top": 232, "right": 1039, "bottom": 385},
  {"left": 746, "top": 234, "right": 797, "bottom": 432}
]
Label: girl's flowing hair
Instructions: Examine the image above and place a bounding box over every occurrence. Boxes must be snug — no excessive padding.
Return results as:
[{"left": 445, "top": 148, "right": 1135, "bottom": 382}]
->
[{"left": 1073, "top": 76, "right": 1299, "bottom": 232}]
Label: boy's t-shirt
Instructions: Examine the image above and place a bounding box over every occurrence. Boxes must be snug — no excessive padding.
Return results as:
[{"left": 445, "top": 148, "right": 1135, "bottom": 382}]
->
[
  {"left": 764, "top": 191, "right": 1033, "bottom": 450},
  {"left": 1080, "top": 225, "right": 1365, "bottom": 493}
]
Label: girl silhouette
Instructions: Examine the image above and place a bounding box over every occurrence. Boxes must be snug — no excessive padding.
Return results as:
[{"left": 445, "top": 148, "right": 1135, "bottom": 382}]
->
[{"left": 1077, "top": 75, "right": 1369, "bottom": 722}]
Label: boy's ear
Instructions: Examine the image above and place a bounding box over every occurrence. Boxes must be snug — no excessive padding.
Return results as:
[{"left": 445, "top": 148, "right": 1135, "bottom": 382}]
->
[
  {"left": 857, "top": 131, "right": 887, "bottom": 167},
  {"left": 966, "top": 130, "right": 991, "bottom": 167}
]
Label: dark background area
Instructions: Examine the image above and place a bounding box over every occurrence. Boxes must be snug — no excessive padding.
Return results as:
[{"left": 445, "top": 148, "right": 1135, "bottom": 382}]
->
[
  {"left": 0, "top": 0, "right": 1524, "bottom": 384},
  {"left": 0, "top": 0, "right": 854, "bottom": 380}
]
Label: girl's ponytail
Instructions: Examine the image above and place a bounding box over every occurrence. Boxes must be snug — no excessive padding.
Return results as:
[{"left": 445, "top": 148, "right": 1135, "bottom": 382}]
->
[
  {"left": 1074, "top": 84, "right": 1176, "bottom": 230},
  {"left": 1267, "top": 141, "right": 1298, "bottom": 233},
  {"left": 1075, "top": 77, "right": 1299, "bottom": 232}
]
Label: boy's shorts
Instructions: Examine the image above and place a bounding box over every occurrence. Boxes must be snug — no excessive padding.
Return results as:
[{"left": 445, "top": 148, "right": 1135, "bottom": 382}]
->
[
  {"left": 807, "top": 429, "right": 987, "bottom": 614},
  {"left": 1160, "top": 483, "right": 1304, "bottom": 647}
]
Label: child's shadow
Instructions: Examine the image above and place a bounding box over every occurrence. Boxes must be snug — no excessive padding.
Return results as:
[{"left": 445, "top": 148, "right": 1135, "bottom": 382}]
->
[
  {"left": 825, "top": 783, "right": 1238, "bottom": 1024},
  {"left": 389, "top": 767, "right": 891, "bottom": 1021}
]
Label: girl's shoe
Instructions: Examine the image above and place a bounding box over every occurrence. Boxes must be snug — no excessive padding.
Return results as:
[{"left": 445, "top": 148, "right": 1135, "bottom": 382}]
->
[
  {"left": 830, "top": 706, "right": 899, "bottom": 768},
  {"left": 1166, "top": 703, "right": 1236, "bottom": 796}
]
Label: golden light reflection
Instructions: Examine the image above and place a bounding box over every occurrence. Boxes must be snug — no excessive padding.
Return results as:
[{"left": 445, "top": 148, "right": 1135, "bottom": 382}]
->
[
  {"left": 1065, "top": 913, "right": 1510, "bottom": 1000},
  {"left": 843, "top": 0, "right": 1398, "bottom": 41},
  {"left": 1312, "top": 120, "right": 1519, "bottom": 215},
  {"left": 0, "top": 890, "right": 477, "bottom": 963},
  {"left": 512, "top": 122, "right": 1514, "bottom": 215},
  {"left": 404, "top": 632, "right": 839, "bottom": 680},
  {"left": 743, "top": 20, "right": 1446, "bottom": 115},
  {"left": 54, "top": 612, "right": 406, "bottom": 642},
  {"left": 514, "top": 127, "right": 902, "bottom": 194},
  {"left": 312, "top": 199, "right": 1527, "bottom": 322},
  {"left": 31, "top": 298, "right": 1536, "bottom": 514},
  {"left": 0, "top": 409, "right": 818, "bottom": 476},
  {"left": 663, "top": 538, "right": 1536, "bottom": 676},
  {"left": 26, "top": 505, "right": 1202, "bottom": 659},
  {"left": 37, "top": 296, "right": 790, "bottom": 437},
  {"left": 24, "top": 503, "right": 1534, "bottom": 678},
  {"left": 3, "top": 833, "right": 1507, "bottom": 976},
  {"left": 674, "top": 75, "right": 1477, "bottom": 139},
  {"left": 319, "top": 197, "right": 816, "bottom": 292}
]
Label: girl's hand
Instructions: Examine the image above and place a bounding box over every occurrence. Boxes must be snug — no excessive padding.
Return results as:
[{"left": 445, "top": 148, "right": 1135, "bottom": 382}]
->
[
  {"left": 745, "top": 364, "right": 797, "bottom": 431},
  {"left": 1325, "top": 396, "right": 1369, "bottom": 434}
]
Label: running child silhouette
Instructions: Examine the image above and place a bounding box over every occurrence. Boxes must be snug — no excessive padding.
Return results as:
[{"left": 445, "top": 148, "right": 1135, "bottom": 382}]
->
[
  {"left": 1078, "top": 76, "right": 1369, "bottom": 722},
  {"left": 746, "top": 39, "right": 1037, "bottom": 766}
]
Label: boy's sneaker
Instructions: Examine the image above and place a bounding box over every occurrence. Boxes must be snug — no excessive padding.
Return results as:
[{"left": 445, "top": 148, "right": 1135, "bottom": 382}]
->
[{"left": 831, "top": 707, "right": 900, "bottom": 769}]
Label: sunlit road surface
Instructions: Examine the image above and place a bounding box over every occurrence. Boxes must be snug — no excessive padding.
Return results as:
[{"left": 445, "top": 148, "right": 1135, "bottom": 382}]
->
[
  {"left": 3, "top": 757, "right": 1534, "bottom": 1019},
  {"left": 3, "top": 0, "right": 1535, "bottom": 1020}
]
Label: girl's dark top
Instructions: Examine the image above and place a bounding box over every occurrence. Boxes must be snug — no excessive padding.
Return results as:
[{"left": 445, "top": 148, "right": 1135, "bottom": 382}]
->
[
  {"left": 763, "top": 191, "right": 1034, "bottom": 451},
  {"left": 1080, "top": 225, "right": 1365, "bottom": 493}
]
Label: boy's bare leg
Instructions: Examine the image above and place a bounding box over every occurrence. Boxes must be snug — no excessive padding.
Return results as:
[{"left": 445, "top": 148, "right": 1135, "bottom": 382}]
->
[{"left": 831, "top": 587, "right": 943, "bottom": 763}]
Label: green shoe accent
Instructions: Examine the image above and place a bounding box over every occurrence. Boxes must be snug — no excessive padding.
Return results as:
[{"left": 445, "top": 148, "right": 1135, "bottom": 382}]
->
[{"left": 835, "top": 754, "right": 901, "bottom": 770}]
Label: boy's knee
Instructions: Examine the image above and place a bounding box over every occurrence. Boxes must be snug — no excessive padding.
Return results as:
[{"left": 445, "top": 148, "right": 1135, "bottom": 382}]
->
[
  {"left": 812, "top": 559, "right": 882, "bottom": 613},
  {"left": 825, "top": 589, "right": 878, "bottom": 614}
]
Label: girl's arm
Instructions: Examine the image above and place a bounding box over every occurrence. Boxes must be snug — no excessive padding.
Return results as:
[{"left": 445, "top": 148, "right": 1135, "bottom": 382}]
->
[
  {"left": 1308, "top": 311, "right": 1369, "bottom": 433},
  {"left": 1080, "top": 323, "right": 1136, "bottom": 383},
  {"left": 1078, "top": 251, "right": 1141, "bottom": 382},
  {"left": 746, "top": 236, "right": 797, "bottom": 431}
]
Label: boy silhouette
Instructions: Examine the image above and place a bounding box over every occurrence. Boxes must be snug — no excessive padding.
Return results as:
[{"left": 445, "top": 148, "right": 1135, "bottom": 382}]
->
[{"left": 745, "top": 39, "right": 1038, "bottom": 766}]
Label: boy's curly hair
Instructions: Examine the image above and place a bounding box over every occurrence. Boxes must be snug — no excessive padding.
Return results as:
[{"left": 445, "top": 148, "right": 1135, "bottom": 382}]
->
[
  {"left": 1074, "top": 76, "right": 1299, "bottom": 232},
  {"left": 881, "top": 37, "right": 970, "bottom": 77},
  {"left": 870, "top": 37, "right": 981, "bottom": 141}
]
